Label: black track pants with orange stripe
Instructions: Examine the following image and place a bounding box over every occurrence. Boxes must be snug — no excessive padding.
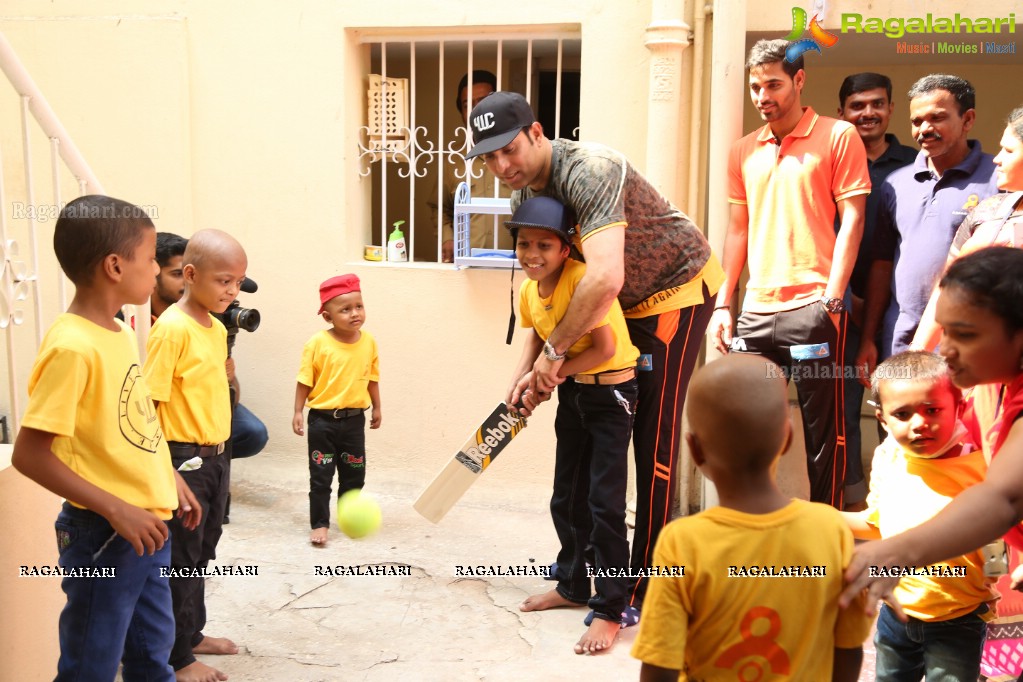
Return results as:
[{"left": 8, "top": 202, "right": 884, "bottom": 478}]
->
[
  {"left": 624, "top": 284, "right": 714, "bottom": 609},
  {"left": 731, "top": 301, "right": 848, "bottom": 509}
]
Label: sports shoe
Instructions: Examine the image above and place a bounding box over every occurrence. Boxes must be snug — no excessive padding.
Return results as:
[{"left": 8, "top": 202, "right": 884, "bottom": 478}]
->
[{"left": 583, "top": 605, "right": 641, "bottom": 629}]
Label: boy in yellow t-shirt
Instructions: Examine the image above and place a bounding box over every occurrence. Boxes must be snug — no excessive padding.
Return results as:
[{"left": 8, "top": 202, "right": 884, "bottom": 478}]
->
[
  {"left": 12, "top": 195, "right": 200, "bottom": 681},
  {"left": 632, "top": 354, "right": 871, "bottom": 681},
  {"left": 503, "top": 196, "right": 640, "bottom": 656},
  {"left": 293, "top": 274, "right": 381, "bottom": 546},
  {"left": 144, "top": 229, "right": 247, "bottom": 681},
  {"left": 843, "top": 350, "right": 996, "bottom": 680}
]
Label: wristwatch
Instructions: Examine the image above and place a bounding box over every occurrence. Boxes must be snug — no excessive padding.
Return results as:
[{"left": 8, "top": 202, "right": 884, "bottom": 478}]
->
[
  {"left": 820, "top": 296, "right": 845, "bottom": 314},
  {"left": 543, "top": 339, "right": 566, "bottom": 362}
]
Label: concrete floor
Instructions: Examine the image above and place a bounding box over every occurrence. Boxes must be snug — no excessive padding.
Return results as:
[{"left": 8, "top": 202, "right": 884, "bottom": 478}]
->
[
  {"left": 199, "top": 451, "right": 643, "bottom": 681},
  {"left": 194, "top": 409, "right": 879, "bottom": 681}
]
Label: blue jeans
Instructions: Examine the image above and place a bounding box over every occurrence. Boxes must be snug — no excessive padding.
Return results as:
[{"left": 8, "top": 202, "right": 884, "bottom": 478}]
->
[
  {"left": 550, "top": 377, "right": 637, "bottom": 622},
  {"left": 54, "top": 502, "right": 175, "bottom": 682},
  {"left": 230, "top": 402, "right": 268, "bottom": 458},
  {"left": 875, "top": 602, "right": 987, "bottom": 681}
]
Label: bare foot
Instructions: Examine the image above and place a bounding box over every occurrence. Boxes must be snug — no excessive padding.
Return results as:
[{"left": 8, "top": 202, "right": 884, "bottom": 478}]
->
[
  {"left": 574, "top": 617, "right": 619, "bottom": 655},
  {"left": 310, "top": 527, "right": 328, "bottom": 546},
  {"left": 519, "top": 589, "right": 581, "bottom": 612},
  {"left": 175, "top": 661, "right": 228, "bottom": 682},
  {"left": 193, "top": 635, "right": 238, "bottom": 655}
]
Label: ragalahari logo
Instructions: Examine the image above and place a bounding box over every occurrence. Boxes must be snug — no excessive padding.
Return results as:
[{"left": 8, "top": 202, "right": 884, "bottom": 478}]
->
[{"left": 784, "top": 6, "right": 839, "bottom": 62}]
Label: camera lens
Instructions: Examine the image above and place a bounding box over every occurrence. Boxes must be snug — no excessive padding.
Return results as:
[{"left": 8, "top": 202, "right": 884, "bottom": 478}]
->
[{"left": 236, "top": 308, "right": 260, "bottom": 333}]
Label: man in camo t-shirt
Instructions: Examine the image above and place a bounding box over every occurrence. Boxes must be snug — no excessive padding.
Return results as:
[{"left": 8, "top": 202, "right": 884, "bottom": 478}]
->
[{"left": 465, "top": 92, "right": 724, "bottom": 616}]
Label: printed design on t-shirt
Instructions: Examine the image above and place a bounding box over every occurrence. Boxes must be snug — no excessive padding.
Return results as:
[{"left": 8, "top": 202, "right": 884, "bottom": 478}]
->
[
  {"left": 118, "top": 364, "right": 162, "bottom": 453},
  {"left": 311, "top": 450, "right": 334, "bottom": 466},
  {"left": 342, "top": 452, "right": 365, "bottom": 468},
  {"left": 531, "top": 141, "right": 711, "bottom": 311},
  {"left": 714, "top": 606, "right": 791, "bottom": 678}
]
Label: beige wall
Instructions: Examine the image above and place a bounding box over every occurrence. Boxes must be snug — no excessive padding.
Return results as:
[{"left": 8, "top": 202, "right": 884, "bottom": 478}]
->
[
  {"left": 0, "top": 1, "right": 666, "bottom": 675},
  {"left": 0, "top": 0, "right": 1018, "bottom": 675},
  {"left": 0, "top": 447, "right": 63, "bottom": 682}
]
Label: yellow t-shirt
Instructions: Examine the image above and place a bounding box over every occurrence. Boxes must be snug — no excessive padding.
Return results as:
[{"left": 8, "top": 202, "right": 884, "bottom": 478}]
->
[
  {"left": 865, "top": 436, "right": 997, "bottom": 621},
  {"left": 631, "top": 499, "right": 873, "bottom": 680},
  {"left": 727, "top": 108, "right": 871, "bottom": 313},
  {"left": 519, "top": 258, "right": 639, "bottom": 374},
  {"left": 297, "top": 330, "right": 379, "bottom": 410},
  {"left": 22, "top": 314, "right": 177, "bottom": 519},
  {"left": 143, "top": 304, "right": 231, "bottom": 444}
]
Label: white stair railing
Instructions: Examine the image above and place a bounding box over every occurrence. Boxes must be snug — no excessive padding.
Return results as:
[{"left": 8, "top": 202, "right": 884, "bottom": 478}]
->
[{"left": 0, "top": 30, "right": 106, "bottom": 436}]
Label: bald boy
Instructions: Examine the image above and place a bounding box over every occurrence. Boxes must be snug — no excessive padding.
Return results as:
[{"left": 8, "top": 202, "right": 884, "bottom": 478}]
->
[
  {"left": 632, "top": 355, "right": 871, "bottom": 681},
  {"left": 144, "top": 229, "right": 248, "bottom": 682}
]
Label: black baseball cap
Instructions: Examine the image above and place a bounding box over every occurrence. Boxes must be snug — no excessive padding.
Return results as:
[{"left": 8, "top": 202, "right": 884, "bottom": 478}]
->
[
  {"left": 505, "top": 197, "right": 575, "bottom": 243},
  {"left": 464, "top": 91, "right": 537, "bottom": 159}
]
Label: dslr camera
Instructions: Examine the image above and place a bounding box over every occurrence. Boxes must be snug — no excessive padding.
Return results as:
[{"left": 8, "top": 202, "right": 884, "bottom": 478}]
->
[{"left": 213, "top": 277, "right": 261, "bottom": 356}]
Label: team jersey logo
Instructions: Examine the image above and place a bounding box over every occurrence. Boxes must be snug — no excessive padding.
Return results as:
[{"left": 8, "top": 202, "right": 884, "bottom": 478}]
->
[
  {"left": 118, "top": 364, "right": 162, "bottom": 452},
  {"left": 715, "top": 606, "right": 791, "bottom": 677}
]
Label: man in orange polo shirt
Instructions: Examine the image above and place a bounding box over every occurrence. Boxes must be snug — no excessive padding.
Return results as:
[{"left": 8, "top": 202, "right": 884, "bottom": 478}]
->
[{"left": 709, "top": 39, "right": 869, "bottom": 509}]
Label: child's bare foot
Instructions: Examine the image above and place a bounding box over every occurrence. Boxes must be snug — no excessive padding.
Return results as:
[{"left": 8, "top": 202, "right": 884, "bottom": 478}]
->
[
  {"left": 310, "top": 527, "right": 328, "bottom": 546},
  {"left": 175, "top": 660, "right": 228, "bottom": 682},
  {"left": 193, "top": 635, "right": 239, "bottom": 655},
  {"left": 520, "top": 589, "right": 580, "bottom": 612},
  {"left": 574, "top": 617, "right": 619, "bottom": 655}
]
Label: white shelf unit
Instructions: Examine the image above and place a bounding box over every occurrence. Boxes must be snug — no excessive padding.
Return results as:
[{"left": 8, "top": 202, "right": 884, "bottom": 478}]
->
[{"left": 452, "top": 181, "right": 517, "bottom": 269}]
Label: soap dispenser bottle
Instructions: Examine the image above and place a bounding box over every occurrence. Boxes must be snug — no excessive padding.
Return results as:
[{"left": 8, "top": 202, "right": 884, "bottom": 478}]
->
[{"left": 387, "top": 220, "right": 408, "bottom": 262}]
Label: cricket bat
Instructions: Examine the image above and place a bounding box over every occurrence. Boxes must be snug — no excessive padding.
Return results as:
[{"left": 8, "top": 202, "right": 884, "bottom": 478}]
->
[{"left": 413, "top": 402, "right": 527, "bottom": 523}]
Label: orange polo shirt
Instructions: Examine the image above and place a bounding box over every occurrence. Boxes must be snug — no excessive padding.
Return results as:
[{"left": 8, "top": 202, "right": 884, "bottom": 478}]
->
[{"left": 728, "top": 107, "right": 870, "bottom": 313}]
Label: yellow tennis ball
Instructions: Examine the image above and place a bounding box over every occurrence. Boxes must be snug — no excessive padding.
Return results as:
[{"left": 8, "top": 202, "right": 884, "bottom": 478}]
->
[{"left": 337, "top": 490, "right": 382, "bottom": 539}]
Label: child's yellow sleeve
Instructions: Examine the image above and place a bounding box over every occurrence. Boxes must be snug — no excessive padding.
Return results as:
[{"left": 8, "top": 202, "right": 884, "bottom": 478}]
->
[
  {"left": 630, "top": 526, "right": 689, "bottom": 671},
  {"left": 834, "top": 525, "right": 875, "bottom": 648}
]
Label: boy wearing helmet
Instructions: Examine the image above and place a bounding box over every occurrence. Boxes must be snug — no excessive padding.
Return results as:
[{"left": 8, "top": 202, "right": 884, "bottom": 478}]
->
[{"left": 507, "top": 196, "right": 639, "bottom": 655}]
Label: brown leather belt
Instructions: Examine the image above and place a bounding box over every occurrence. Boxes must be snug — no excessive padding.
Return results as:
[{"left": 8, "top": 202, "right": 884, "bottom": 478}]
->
[
  {"left": 309, "top": 407, "right": 365, "bottom": 419},
  {"left": 168, "top": 441, "right": 226, "bottom": 459},
  {"left": 572, "top": 367, "right": 636, "bottom": 385}
]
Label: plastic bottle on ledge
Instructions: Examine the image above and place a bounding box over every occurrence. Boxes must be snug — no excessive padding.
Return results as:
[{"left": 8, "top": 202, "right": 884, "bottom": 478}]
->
[{"left": 387, "top": 220, "right": 408, "bottom": 262}]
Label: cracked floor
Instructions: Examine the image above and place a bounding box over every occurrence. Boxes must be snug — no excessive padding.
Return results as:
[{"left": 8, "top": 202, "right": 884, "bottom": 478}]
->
[
  {"left": 194, "top": 450, "right": 643, "bottom": 681},
  {"left": 173, "top": 426, "right": 879, "bottom": 682}
]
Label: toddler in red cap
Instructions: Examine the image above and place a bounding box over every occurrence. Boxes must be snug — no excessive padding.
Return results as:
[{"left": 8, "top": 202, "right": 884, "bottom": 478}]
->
[{"left": 293, "top": 274, "right": 381, "bottom": 545}]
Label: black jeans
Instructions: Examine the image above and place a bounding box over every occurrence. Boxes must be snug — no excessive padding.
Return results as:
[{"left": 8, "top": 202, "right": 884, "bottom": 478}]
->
[
  {"left": 307, "top": 410, "right": 366, "bottom": 529},
  {"left": 168, "top": 449, "right": 230, "bottom": 671},
  {"left": 551, "top": 377, "right": 637, "bottom": 622}
]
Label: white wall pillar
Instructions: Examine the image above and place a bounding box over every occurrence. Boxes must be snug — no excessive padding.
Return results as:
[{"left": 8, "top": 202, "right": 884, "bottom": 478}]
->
[
  {"left": 643, "top": 2, "right": 690, "bottom": 203},
  {"left": 706, "top": 0, "right": 746, "bottom": 258},
  {"left": 701, "top": 0, "right": 749, "bottom": 509}
]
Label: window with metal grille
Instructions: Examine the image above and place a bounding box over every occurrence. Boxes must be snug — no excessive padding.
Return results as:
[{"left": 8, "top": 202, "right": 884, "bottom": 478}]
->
[{"left": 356, "top": 31, "right": 582, "bottom": 265}]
